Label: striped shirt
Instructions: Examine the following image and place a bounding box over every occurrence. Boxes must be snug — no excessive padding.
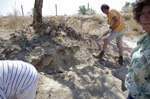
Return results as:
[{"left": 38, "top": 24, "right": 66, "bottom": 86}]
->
[{"left": 0, "top": 60, "right": 38, "bottom": 99}]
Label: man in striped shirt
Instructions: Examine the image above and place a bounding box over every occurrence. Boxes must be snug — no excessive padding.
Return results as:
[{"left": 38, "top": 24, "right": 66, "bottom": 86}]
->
[{"left": 0, "top": 60, "right": 38, "bottom": 99}]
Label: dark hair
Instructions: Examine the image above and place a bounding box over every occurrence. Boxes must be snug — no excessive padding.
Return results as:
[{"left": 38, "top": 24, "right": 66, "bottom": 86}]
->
[
  {"left": 101, "top": 4, "right": 109, "bottom": 11},
  {"left": 133, "top": 0, "right": 150, "bottom": 23}
]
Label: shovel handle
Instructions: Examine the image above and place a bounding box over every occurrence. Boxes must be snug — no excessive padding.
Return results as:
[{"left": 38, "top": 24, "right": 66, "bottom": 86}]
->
[
  {"left": 97, "top": 35, "right": 104, "bottom": 44},
  {"left": 97, "top": 29, "right": 112, "bottom": 43}
]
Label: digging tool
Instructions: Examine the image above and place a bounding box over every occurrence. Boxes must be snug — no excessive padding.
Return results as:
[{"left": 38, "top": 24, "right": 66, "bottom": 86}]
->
[
  {"left": 93, "top": 29, "right": 112, "bottom": 58},
  {"left": 96, "top": 28, "right": 112, "bottom": 47}
]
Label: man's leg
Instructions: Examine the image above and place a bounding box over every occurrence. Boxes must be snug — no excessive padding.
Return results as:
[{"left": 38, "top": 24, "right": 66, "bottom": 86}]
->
[
  {"left": 116, "top": 30, "right": 125, "bottom": 65},
  {"left": 102, "top": 39, "right": 109, "bottom": 51},
  {"left": 99, "top": 39, "right": 109, "bottom": 59},
  {"left": 117, "top": 41, "right": 123, "bottom": 65},
  {"left": 98, "top": 30, "right": 125, "bottom": 60},
  {"left": 117, "top": 43, "right": 123, "bottom": 56}
]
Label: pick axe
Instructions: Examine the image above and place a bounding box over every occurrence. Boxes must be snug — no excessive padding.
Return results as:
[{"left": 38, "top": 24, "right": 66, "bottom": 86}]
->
[
  {"left": 93, "top": 29, "right": 112, "bottom": 58},
  {"left": 96, "top": 29, "right": 112, "bottom": 48}
]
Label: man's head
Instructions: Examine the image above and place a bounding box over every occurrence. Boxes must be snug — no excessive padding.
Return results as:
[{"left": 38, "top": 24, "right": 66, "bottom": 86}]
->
[{"left": 101, "top": 4, "right": 109, "bottom": 15}]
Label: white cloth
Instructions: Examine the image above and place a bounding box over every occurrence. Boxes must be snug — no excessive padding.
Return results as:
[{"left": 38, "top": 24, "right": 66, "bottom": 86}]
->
[{"left": 0, "top": 60, "right": 38, "bottom": 99}]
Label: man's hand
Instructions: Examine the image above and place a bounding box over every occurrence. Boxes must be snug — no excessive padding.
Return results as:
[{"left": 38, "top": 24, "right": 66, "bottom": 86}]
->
[
  {"left": 103, "top": 28, "right": 112, "bottom": 36},
  {"left": 97, "top": 28, "right": 112, "bottom": 44}
]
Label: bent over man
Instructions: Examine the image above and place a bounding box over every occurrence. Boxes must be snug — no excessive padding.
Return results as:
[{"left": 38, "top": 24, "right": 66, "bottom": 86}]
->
[{"left": 0, "top": 60, "right": 38, "bottom": 99}]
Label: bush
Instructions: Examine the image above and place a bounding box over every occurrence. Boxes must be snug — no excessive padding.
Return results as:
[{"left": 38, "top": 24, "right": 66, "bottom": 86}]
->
[
  {"left": 122, "top": 13, "right": 133, "bottom": 20},
  {"left": 78, "top": 5, "right": 96, "bottom": 15}
]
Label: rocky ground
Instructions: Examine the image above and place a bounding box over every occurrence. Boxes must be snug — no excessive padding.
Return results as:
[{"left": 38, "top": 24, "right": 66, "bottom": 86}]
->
[{"left": 0, "top": 15, "right": 141, "bottom": 99}]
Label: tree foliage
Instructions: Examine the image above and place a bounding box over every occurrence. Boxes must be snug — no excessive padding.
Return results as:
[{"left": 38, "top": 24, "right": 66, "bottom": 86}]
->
[
  {"left": 122, "top": 2, "right": 134, "bottom": 13},
  {"left": 125, "top": 2, "right": 130, "bottom": 7},
  {"left": 78, "top": 5, "right": 87, "bottom": 15},
  {"left": 78, "top": 5, "right": 96, "bottom": 15}
]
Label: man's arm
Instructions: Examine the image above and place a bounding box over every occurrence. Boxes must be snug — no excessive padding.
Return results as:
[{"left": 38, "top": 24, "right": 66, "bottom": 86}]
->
[{"left": 110, "top": 16, "right": 119, "bottom": 30}]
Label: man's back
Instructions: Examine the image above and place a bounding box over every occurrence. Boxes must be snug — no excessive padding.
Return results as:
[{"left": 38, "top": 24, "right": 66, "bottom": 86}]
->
[{"left": 0, "top": 60, "right": 38, "bottom": 99}]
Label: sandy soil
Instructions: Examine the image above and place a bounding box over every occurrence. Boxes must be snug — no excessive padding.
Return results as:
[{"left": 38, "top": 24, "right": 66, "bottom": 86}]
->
[{"left": 0, "top": 16, "right": 142, "bottom": 99}]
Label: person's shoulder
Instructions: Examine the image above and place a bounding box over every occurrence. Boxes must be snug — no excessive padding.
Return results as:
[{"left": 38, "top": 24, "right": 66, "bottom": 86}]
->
[
  {"left": 5, "top": 60, "right": 32, "bottom": 66},
  {"left": 108, "top": 9, "right": 117, "bottom": 16},
  {"left": 110, "top": 9, "right": 119, "bottom": 12},
  {"left": 137, "top": 32, "right": 147, "bottom": 45}
]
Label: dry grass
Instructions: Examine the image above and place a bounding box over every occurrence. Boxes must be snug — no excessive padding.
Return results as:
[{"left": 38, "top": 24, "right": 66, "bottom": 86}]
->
[
  {"left": 43, "top": 16, "right": 67, "bottom": 24},
  {"left": 0, "top": 9, "right": 144, "bottom": 36},
  {"left": 125, "top": 18, "right": 144, "bottom": 35},
  {"left": 0, "top": 15, "right": 32, "bottom": 30},
  {"left": 0, "top": 16, "right": 3, "bottom": 26},
  {"left": 124, "top": 31, "right": 138, "bottom": 36},
  {"left": 91, "top": 14, "right": 105, "bottom": 24},
  {"left": 122, "top": 13, "right": 133, "bottom": 21},
  {"left": 65, "top": 14, "right": 105, "bottom": 33},
  {"left": 79, "top": 14, "right": 105, "bottom": 24},
  {"left": 43, "top": 15, "right": 105, "bottom": 33},
  {"left": 122, "top": 6, "right": 133, "bottom": 13}
]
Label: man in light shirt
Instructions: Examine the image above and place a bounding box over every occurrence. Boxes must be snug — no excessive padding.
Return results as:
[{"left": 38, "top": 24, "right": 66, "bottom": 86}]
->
[{"left": 0, "top": 60, "right": 38, "bottom": 99}]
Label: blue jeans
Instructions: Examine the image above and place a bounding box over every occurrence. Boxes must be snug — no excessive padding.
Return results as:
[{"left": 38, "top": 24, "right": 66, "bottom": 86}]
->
[{"left": 127, "top": 94, "right": 135, "bottom": 99}]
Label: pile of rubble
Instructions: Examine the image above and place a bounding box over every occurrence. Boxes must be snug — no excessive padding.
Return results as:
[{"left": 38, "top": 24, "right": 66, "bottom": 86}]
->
[{"left": 0, "top": 16, "right": 134, "bottom": 99}]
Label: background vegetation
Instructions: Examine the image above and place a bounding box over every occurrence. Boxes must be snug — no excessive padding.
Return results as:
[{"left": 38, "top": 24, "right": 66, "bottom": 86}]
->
[{"left": 0, "top": 2, "right": 143, "bottom": 35}]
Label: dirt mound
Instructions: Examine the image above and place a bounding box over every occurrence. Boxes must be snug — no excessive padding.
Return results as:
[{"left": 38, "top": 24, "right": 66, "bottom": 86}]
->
[{"left": 0, "top": 15, "right": 140, "bottom": 99}]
